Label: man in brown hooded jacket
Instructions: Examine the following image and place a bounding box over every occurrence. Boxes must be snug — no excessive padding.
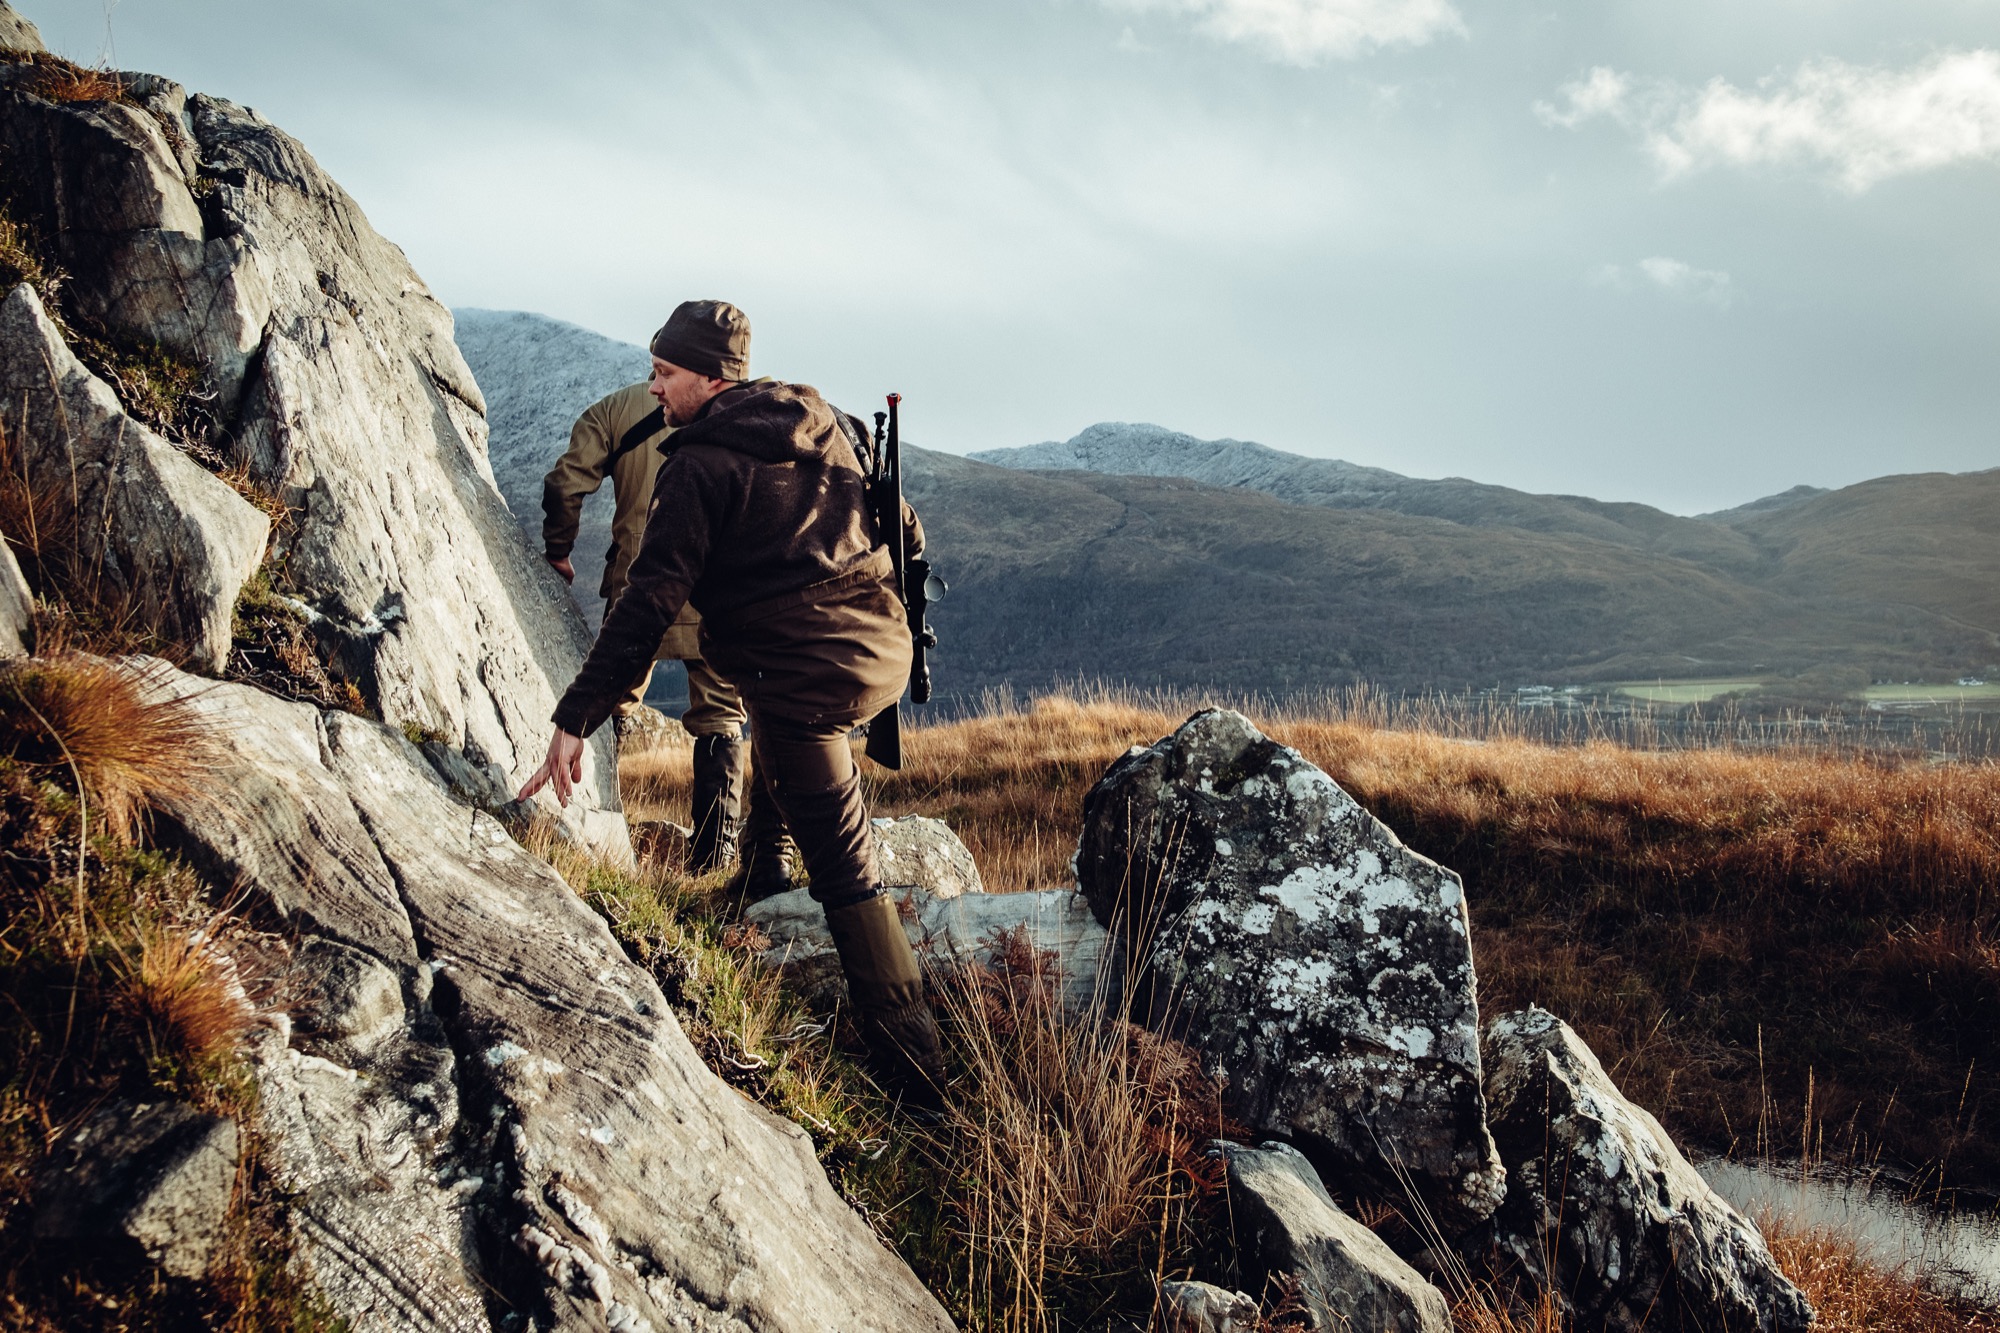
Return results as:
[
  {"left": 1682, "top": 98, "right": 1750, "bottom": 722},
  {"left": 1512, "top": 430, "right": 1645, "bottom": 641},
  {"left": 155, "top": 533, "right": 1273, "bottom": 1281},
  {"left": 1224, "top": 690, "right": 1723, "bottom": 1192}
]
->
[{"left": 519, "top": 299, "right": 943, "bottom": 1105}]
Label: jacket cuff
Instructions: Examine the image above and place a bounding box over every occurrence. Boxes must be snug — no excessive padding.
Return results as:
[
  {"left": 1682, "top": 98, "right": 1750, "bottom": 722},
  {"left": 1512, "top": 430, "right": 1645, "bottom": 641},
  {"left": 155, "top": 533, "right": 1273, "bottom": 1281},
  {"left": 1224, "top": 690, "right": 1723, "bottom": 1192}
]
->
[
  {"left": 551, "top": 693, "right": 606, "bottom": 740},
  {"left": 543, "top": 540, "right": 575, "bottom": 561}
]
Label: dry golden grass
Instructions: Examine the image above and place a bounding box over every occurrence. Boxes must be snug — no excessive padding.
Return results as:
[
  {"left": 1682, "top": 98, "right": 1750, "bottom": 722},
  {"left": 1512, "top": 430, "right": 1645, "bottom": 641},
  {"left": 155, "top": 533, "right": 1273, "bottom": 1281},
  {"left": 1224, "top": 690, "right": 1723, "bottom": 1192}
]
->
[
  {"left": 624, "top": 688, "right": 2000, "bottom": 1192},
  {"left": 113, "top": 916, "right": 256, "bottom": 1093},
  {"left": 1761, "top": 1216, "right": 1999, "bottom": 1333},
  {"left": 1, "top": 54, "right": 128, "bottom": 104},
  {"left": 932, "top": 935, "right": 1238, "bottom": 1330},
  {"left": 0, "top": 655, "right": 214, "bottom": 843}
]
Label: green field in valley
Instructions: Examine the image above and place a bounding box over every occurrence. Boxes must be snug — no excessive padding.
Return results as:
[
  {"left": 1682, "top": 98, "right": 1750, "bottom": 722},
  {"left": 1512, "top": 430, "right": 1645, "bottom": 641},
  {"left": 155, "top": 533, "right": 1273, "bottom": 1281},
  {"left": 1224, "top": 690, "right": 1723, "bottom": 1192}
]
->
[
  {"left": 1610, "top": 679, "right": 1766, "bottom": 703},
  {"left": 1862, "top": 681, "right": 2000, "bottom": 703}
]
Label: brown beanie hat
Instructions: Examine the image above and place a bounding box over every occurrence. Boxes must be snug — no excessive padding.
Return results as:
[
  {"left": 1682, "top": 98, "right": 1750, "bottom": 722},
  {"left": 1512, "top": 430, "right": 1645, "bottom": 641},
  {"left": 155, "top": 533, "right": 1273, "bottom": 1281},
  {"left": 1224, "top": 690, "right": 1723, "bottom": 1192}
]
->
[{"left": 650, "top": 300, "right": 751, "bottom": 380}]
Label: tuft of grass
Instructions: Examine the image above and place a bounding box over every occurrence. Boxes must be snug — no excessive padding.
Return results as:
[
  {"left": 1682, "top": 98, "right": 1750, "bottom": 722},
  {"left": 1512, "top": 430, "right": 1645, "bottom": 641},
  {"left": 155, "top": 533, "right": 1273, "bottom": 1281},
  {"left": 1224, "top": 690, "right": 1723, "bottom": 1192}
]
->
[
  {"left": 112, "top": 915, "right": 258, "bottom": 1105},
  {"left": 0, "top": 205, "right": 63, "bottom": 312},
  {"left": 0, "top": 654, "right": 214, "bottom": 843},
  {"left": 0, "top": 52, "right": 131, "bottom": 105},
  {"left": 926, "top": 932, "right": 1240, "bottom": 1332}
]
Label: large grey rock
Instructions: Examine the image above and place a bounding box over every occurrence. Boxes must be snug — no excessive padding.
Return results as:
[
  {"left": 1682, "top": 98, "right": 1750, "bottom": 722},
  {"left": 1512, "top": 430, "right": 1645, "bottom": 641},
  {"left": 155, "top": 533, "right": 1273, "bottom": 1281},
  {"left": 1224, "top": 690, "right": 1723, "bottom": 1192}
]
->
[
  {"left": 0, "top": 0, "right": 44, "bottom": 54},
  {"left": 1158, "top": 1279, "right": 1260, "bottom": 1333},
  {"left": 33, "top": 1100, "right": 241, "bottom": 1279},
  {"left": 1484, "top": 1007, "right": 1815, "bottom": 1333},
  {"left": 1221, "top": 1141, "right": 1453, "bottom": 1333},
  {"left": 141, "top": 662, "right": 954, "bottom": 1333},
  {"left": 1077, "top": 709, "right": 1505, "bottom": 1229},
  {"left": 0, "top": 535, "right": 31, "bottom": 655},
  {"left": 0, "top": 61, "right": 626, "bottom": 856},
  {"left": 0, "top": 284, "right": 268, "bottom": 671}
]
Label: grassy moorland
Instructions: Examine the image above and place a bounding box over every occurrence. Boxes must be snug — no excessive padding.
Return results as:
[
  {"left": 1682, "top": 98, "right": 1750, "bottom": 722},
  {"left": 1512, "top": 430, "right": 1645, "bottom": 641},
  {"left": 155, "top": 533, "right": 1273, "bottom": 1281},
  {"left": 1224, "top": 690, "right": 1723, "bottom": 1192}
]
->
[
  {"left": 617, "top": 693, "right": 2000, "bottom": 1329},
  {"left": 625, "top": 689, "right": 2000, "bottom": 1205}
]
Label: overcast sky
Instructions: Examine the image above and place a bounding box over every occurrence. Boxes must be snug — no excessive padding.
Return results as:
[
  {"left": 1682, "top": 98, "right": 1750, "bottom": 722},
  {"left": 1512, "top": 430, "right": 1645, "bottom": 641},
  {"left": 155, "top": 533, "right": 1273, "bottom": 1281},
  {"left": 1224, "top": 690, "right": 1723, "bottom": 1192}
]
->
[{"left": 30, "top": 0, "right": 2000, "bottom": 512}]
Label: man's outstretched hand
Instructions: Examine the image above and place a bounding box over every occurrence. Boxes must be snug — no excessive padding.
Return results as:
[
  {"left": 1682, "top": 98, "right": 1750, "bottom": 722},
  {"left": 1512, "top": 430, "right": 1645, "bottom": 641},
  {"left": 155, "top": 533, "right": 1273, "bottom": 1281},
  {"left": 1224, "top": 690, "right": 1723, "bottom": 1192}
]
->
[
  {"left": 518, "top": 728, "right": 587, "bottom": 806},
  {"left": 546, "top": 555, "right": 576, "bottom": 585}
]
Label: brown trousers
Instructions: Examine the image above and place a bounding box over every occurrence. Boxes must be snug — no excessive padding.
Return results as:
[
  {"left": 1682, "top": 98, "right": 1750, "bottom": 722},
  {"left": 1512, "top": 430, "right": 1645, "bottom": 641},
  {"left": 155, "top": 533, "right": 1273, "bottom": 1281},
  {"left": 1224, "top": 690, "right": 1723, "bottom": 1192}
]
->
[{"left": 744, "top": 704, "right": 879, "bottom": 908}]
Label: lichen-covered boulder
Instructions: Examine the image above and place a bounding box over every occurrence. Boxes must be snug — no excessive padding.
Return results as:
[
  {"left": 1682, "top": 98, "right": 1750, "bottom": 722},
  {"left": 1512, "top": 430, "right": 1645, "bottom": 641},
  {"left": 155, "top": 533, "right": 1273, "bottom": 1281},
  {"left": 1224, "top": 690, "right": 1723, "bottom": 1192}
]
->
[
  {"left": 1484, "top": 1007, "right": 1815, "bottom": 1333},
  {"left": 1077, "top": 709, "right": 1504, "bottom": 1229},
  {"left": 0, "top": 284, "right": 268, "bottom": 671},
  {"left": 1221, "top": 1141, "right": 1453, "bottom": 1333}
]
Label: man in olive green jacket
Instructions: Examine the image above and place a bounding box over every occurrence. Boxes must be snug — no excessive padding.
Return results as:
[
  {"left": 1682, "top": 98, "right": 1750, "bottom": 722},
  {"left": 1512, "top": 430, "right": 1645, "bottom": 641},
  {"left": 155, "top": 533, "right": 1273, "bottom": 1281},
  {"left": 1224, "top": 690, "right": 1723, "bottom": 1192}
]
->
[
  {"left": 541, "top": 380, "right": 749, "bottom": 872},
  {"left": 521, "top": 299, "right": 943, "bottom": 1108}
]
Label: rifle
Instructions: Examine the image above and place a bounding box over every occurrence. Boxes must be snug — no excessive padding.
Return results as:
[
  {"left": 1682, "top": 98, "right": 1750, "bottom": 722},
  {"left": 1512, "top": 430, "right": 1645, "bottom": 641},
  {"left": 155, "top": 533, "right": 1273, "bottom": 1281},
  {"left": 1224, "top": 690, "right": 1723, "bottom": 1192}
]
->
[{"left": 862, "top": 392, "right": 945, "bottom": 770}]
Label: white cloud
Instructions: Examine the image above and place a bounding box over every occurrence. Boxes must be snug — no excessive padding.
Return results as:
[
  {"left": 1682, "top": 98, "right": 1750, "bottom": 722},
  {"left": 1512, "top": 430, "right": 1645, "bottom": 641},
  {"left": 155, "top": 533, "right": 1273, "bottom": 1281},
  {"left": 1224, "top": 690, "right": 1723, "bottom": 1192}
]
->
[
  {"left": 1593, "top": 257, "right": 1735, "bottom": 308},
  {"left": 1106, "top": 0, "right": 1466, "bottom": 65},
  {"left": 1535, "top": 66, "right": 1631, "bottom": 129},
  {"left": 1541, "top": 50, "right": 2000, "bottom": 192}
]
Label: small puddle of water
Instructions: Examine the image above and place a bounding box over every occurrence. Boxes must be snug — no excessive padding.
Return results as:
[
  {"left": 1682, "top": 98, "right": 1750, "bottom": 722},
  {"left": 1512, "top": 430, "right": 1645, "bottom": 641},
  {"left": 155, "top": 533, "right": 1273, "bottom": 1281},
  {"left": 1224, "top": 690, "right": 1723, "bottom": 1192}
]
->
[{"left": 1699, "top": 1159, "right": 2000, "bottom": 1307}]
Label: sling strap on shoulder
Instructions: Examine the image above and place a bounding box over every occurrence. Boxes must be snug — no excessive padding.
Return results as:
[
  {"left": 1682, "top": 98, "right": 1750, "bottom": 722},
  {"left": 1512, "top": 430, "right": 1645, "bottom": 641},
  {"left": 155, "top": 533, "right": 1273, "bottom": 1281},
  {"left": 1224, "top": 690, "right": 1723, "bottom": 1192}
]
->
[{"left": 607, "top": 405, "right": 668, "bottom": 468}]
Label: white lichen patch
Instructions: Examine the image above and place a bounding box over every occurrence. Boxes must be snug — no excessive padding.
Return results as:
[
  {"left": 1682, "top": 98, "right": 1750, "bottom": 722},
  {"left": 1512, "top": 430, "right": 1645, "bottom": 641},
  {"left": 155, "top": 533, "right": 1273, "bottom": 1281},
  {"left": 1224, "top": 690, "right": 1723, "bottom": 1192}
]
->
[
  {"left": 1238, "top": 902, "right": 1277, "bottom": 935},
  {"left": 1263, "top": 956, "right": 1336, "bottom": 1014},
  {"left": 1385, "top": 1025, "right": 1435, "bottom": 1059},
  {"left": 1257, "top": 864, "right": 1347, "bottom": 925},
  {"left": 483, "top": 1040, "right": 529, "bottom": 1067}
]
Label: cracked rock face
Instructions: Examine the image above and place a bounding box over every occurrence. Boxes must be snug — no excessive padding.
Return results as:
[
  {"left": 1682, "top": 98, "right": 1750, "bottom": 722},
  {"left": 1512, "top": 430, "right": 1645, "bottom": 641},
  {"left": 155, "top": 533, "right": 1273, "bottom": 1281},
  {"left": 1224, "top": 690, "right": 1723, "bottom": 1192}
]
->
[
  {"left": 0, "top": 284, "right": 269, "bottom": 671},
  {"left": 1077, "top": 709, "right": 1504, "bottom": 1230},
  {"left": 142, "top": 663, "right": 955, "bottom": 1333},
  {"left": 1484, "top": 1007, "right": 1814, "bottom": 1333},
  {"left": 0, "top": 58, "right": 624, "bottom": 856}
]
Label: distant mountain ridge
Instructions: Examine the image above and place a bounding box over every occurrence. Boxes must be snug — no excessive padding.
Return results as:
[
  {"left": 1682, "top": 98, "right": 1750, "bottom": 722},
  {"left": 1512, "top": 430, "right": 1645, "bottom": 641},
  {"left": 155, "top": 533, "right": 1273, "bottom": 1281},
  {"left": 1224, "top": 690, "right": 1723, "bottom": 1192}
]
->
[
  {"left": 456, "top": 311, "right": 2000, "bottom": 698},
  {"left": 975, "top": 424, "right": 1781, "bottom": 577}
]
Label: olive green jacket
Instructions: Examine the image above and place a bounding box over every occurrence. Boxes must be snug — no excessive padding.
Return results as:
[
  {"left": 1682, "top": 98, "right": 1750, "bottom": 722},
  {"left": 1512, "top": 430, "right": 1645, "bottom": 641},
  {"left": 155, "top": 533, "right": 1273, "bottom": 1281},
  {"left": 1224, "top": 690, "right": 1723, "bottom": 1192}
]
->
[{"left": 540, "top": 380, "right": 700, "bottom": 658}]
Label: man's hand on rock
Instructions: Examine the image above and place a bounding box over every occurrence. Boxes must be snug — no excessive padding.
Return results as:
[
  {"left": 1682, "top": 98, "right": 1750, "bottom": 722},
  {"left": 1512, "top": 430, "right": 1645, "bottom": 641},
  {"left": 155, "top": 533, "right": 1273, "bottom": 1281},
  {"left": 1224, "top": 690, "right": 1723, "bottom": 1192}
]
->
[
  {"left": 519, "top": 729, "right": 587, "bottom": 806},
  {"left": 547, "top": 555, "right": 575, "bottom": 585}
]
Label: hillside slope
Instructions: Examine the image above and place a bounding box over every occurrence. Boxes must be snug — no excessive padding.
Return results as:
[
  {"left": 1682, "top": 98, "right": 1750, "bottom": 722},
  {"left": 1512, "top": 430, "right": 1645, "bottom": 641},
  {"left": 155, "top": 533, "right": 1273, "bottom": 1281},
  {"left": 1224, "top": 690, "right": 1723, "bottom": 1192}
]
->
[{"left": 974, "top": 422, "right": 1769, "bottom": 576}]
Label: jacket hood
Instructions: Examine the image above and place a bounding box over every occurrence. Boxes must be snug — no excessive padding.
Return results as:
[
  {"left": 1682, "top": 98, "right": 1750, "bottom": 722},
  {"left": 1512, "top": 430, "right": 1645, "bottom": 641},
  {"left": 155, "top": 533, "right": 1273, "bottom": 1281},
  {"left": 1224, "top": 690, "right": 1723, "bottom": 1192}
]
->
[{"left": 669, "top": 381, "right": 851, "bottom": 465}]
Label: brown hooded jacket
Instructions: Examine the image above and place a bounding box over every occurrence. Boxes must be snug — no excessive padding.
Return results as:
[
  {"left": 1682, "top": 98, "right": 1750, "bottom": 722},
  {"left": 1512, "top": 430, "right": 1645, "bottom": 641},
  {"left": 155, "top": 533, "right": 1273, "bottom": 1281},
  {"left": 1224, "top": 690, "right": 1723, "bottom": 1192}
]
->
[{"left": 551, "top": 380, "right": 921, "bottom": 738}]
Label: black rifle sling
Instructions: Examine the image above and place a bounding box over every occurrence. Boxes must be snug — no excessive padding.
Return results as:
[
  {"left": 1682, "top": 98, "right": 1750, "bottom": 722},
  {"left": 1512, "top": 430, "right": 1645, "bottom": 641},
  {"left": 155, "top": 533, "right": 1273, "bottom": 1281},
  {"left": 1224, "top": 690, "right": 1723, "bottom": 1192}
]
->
[{"left": 606, "top": 405, "right": 668, "bottom": 469}]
